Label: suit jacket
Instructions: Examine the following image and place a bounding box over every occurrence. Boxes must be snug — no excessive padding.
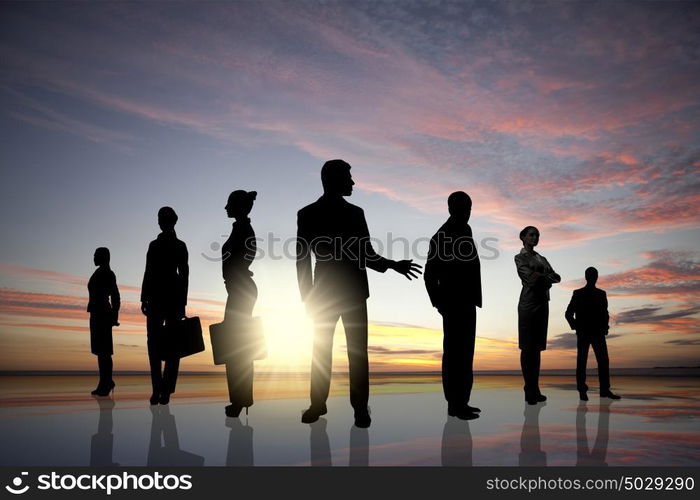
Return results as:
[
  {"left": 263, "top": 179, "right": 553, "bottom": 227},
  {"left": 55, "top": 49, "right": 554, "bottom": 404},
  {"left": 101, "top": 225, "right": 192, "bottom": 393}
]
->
[
  {"left": 424, "top": 217, "right": 482, "bottom": 310},
  {"left": 565, "top": 286, "right": 609, "bottom": 336},
  {"left": 141, "top": 230, "right": 189, "bottom": 312},
  {"left": 222, "top": 218, "right": 256, "bottom": 285},
  {"left": 514, "top": 249, "right": 560, "bottom": 308},
  {"left": 296, "top": 195, "right": 390, "bottom": 306},
  {"left": 87, "top": 266, "right": 120, "bottom": 321}
]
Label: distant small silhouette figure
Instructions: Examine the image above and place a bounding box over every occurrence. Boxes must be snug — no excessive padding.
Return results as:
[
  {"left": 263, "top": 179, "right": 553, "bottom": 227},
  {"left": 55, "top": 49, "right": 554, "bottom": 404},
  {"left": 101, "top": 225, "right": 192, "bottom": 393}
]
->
[
  {"left": 515, "top": 226, "right": 561, "bottom": 405},
  {"left": 519, "top": 403, "right": 547, "bottom": 466},
  {"left": 221, "top": 190, "right": 258, "bottom": 418},
  {"left": 565, "top": 267, "right": 620, "bottom": 400},
  {"left": 576, "top": 400, "right": 612, "bottom": 467},
  {"left": 296, "top": 159, "right": 422, "bottom": 428},
  {"left": 87, "top": 247, "right": 120, "bottom": 396},
  {"left": 141, "top": 207, "right": 189, "bottom": 406},
  {"left": 425, "top": 191, "right": 482, "bottom": 419},
  {"left": 90, "top": 396, "right": 118, "bottom": 466}
]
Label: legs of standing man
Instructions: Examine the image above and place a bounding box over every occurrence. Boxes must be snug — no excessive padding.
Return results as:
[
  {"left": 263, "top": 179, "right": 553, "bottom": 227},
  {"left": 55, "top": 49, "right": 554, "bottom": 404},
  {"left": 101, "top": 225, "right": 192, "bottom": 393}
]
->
[
  {"left": 304, "top": 307, "right": 341, "bottom": 422},
  {"left": 341, "top": 303, "right": 369, "bottom": 415},
  {"left": 304, "top": 301, "right": 372, "bottom": 427},
  {"left": 591, "top": 338, "right": 611, "bottom": 395},
  {"left": 442, "top": 305, "right": 478, "bottom": 415},
  {"left": 576, "top": 335, "right": 590, "bottom": 400},
  {"left": 97, "top": 354, "right": 113, "bottom": 389}
]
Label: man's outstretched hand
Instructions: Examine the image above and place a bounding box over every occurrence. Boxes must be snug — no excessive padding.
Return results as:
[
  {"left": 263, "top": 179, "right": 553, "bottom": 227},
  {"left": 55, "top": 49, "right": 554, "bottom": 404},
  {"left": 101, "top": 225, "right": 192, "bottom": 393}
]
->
[{"left": 393, "top": 259, "right": 423, "bottom": 280}]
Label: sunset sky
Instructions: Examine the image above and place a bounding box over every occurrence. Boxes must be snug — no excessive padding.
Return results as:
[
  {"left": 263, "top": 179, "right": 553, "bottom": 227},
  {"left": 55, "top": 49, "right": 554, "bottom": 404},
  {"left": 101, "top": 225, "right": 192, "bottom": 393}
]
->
[{"left": 0, "top": 0, "right": 698, "bottom": 373}]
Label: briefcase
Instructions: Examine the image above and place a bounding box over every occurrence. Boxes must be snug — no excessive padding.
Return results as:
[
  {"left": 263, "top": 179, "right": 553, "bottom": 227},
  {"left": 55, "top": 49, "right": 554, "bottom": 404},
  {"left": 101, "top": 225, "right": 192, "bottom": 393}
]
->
[
  {"left": 209, "top": 317, "right": 266, "bottom": 365},
  {"left": 162, "top": 316, "right": 205, "bottom": 360}
]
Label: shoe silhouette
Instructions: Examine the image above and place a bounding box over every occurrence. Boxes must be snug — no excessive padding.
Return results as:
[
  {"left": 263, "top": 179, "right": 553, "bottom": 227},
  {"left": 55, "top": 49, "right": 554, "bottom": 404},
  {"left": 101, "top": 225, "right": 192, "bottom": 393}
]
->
[
  {"left": 354, "top": 408, "right": 371, "bottom": 428},
  {"left": 301, "top": 405, "right": 328, "bottom": 424},
  {"left": 448, "top": 407, "right": 480, "bottom": 421},
  {"left": 225, "top": 404, "right": 244, "bottom": 418},
  {"left": 94, "top": 380, "right": 115, "bottom": 397}
]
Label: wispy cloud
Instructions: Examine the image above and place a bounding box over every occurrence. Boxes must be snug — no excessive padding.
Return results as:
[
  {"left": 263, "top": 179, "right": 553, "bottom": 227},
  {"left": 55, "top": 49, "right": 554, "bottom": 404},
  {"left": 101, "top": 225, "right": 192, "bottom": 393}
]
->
[{"left": 3, "top": 1, "right": 698, "bottom": 246}]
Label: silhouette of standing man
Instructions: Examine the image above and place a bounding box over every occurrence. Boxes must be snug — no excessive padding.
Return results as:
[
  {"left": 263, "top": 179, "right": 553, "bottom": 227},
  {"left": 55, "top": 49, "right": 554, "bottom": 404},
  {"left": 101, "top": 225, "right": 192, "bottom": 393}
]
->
[
  {"left": 425, "top": 192, "right": 482, "bottom": 419},
  {"left": 565, "top": 267, "right": 620, "bottom": 401},
  {"left": 141, "top": 206, "right": 189, "bottom": 406},
  {"left": 297, "top": 159, "right": 421, "bottom": 428}
]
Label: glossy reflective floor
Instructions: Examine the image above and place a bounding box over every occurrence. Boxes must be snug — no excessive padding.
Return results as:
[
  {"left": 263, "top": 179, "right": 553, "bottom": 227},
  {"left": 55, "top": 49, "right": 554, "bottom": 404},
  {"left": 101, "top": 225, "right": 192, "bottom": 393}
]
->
[{"left": 1, "top": 375, "right": 698, "bottom": 466}]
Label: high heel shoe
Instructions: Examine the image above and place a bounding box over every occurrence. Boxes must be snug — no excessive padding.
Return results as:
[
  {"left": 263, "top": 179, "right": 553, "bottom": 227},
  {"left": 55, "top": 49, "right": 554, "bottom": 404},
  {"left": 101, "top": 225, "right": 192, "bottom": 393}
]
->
[
  {"left": 149, "top": 393, "right": 159, "bottom": 405},
  {"left": 95, "top": 380, "right": 115, "bottom": 397},
  {"left": 159, "top": 392, "right": 171, "bottom": 405},
  {"left": 225, "top": 404, "right": 243, "bottom": 418}
]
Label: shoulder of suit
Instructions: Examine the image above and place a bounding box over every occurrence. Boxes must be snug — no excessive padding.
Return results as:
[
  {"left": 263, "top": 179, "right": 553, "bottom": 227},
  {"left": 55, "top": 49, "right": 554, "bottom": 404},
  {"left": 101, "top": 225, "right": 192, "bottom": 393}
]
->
[
  {"left": 298, "top": 201, "right": 318, "bottom": 217},
  {"left": 344, "top": 200, "right": 364, "bottom": 214}
]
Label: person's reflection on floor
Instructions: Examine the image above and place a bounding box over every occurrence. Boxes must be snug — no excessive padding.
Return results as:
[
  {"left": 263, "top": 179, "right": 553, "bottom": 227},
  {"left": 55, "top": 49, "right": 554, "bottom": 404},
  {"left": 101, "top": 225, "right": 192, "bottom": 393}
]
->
[
  {"left": 349, "top": 426, "right": 369, "bottom": 466},
  {"left": 441, "top": 414, "right": 476, "bottom": 466},
  {"left": 576, "top": 399, "right": 612, "bottom": 466},
  {"left": 90, "top": 396, "right": 118, "bottom": 466},
  {"left": 309, "top": 418, "right": 332, "bottom": 466},
  {"left": 519, "top": 403, "right": 547, "bottom": 466},
  {"left": 226, "top": 417, "right": 254, "bottom": 466},
  {"left": 147, "top": 405, "right": 204, "bottom": 466}
]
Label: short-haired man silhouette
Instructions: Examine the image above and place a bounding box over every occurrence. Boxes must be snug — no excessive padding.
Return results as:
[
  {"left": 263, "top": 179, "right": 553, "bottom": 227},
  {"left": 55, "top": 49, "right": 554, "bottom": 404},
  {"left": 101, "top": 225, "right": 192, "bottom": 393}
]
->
[
  {"left": 424, "top": 191, "right": 482, "bottom": 420},
  {"left": 296, "top": 159, "right": 422, "bottom": 428},
  {"left": 565, "top": 267, "right": 620, "bottom": 401}
]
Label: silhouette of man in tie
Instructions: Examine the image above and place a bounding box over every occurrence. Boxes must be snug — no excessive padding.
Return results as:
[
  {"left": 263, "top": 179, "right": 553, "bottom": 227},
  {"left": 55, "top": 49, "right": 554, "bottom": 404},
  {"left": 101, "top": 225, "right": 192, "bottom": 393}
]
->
[
  {"left": 297, "top": 159, "right": 422, "bottom": 428},
  {"left": 141, "top": 206, "right": 189, "bottom": 406},
  {"left": 565, "top": 267, "right": 620, "bottom": 401},
  {"left": 424, "top": 192, "right": 482, "bottom": 420}
]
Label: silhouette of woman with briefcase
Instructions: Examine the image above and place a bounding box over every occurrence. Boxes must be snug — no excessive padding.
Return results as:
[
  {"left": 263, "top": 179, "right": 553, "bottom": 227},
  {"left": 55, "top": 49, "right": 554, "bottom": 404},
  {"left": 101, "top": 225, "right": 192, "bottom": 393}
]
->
[{"left": 210, "top": 190, "right": 265, "bottom": 418}]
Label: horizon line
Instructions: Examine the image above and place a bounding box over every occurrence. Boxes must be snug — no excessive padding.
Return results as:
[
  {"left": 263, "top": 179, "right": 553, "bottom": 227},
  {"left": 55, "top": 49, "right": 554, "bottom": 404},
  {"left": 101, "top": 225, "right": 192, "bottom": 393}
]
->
[{"left": 1, "top": 367, "right": 698, "bottom": 377}]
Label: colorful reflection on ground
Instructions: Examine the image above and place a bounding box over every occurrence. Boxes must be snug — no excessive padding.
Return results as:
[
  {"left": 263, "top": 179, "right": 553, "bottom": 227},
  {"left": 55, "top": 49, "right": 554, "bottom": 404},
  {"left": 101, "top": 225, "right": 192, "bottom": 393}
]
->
[{"left": 0, "top": 375, "right": 698, "bottom": 466}]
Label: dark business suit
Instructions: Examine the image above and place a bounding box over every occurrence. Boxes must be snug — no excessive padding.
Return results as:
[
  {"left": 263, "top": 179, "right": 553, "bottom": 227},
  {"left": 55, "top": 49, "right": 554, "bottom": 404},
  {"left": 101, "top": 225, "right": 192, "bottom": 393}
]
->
[
  {"left": 141, "top": 230, "right": 189, "bottom": 396},
  {"left": 424, "top": 217, "right": 482, "bottom": 408},
  {"left": 565, "top": 286, "right": 611, "bottom": 393},
  {"left": 297, "top": 195, "right": 390, "bottom": 411}
]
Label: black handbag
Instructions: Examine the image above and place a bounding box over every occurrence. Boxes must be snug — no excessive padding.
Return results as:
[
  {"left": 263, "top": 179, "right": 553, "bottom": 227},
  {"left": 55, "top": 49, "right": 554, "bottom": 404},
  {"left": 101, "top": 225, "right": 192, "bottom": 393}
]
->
[
  {"left": 162, "top": 316, "right": 204, "bottom": 360},
  {"left": 209, "top": 317, "right": 266, "bottom": 365}
]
